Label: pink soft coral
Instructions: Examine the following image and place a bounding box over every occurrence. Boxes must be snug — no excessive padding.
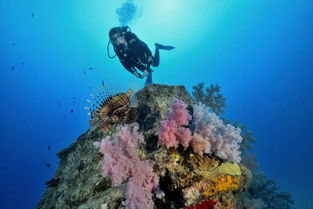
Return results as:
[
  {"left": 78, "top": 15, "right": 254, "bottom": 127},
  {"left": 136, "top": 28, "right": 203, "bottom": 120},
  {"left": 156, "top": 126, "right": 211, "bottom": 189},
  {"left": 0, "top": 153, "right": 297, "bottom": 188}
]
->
[
  {"left": 158, "top": 98, "right": 192, "bottom": 148},
  {"left": 94, "top": 123, "right": 158, "bottom": 209}
]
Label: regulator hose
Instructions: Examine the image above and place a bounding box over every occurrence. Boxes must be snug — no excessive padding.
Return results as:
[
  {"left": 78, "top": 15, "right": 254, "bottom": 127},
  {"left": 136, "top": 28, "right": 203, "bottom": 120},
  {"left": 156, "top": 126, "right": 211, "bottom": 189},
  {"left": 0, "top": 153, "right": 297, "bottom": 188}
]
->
[{"left": 107, "top": 40, "right": 116, "bottom": 59}]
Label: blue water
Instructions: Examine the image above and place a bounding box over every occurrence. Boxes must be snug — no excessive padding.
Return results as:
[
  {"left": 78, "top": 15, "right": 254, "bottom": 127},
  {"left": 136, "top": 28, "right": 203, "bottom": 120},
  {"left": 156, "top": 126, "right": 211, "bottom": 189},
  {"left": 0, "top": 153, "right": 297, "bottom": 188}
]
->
[{"left": 1, "top": 0, "right": 312, "bottom": 208}]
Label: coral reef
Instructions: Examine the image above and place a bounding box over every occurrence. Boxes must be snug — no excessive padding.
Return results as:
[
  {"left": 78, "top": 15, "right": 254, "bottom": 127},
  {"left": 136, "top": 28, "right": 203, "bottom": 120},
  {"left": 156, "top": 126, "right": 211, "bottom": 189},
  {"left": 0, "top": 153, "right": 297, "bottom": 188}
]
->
[
  {"left": 36, "top": 84, "right": 293, "bottom": 209},
  {"left": 153, "top": 146, "right": 247, "bottom": 207}
]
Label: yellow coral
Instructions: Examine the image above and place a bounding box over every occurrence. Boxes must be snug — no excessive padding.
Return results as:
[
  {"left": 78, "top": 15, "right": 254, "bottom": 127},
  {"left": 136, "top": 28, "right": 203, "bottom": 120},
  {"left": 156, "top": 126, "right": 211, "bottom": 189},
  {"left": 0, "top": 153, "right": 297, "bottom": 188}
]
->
[
  {"left": 218, "top": 163, "right": 241, "bottom": 176},
  {"left": 170, "top": 152, "right": 181, "bottom": 163},
  {"left": 202, "top": 175, "right": 240, "bottom": 196}
]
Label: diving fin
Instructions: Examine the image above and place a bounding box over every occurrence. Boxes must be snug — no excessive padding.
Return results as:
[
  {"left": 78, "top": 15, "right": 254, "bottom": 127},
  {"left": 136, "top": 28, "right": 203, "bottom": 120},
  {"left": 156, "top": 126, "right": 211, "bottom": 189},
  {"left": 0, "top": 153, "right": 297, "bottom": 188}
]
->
[{"left": 155, "top": 43, "right": 175, "bottom": 50}]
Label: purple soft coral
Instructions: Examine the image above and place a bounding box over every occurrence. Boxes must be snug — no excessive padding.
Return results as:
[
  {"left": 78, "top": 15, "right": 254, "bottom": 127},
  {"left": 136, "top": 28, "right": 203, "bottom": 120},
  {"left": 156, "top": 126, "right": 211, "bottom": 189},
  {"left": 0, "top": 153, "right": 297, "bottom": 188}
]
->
[
  {"left": 95, "top": 123, "right": 158, "bottom": 209},
  {"left": 192, "top": 103, "right": 243, "bottom": 163}
]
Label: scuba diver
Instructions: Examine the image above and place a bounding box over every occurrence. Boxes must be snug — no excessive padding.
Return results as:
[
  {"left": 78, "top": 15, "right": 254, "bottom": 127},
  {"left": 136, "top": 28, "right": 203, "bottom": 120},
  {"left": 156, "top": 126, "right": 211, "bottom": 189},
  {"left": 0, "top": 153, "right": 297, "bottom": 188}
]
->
[{"left": 107, "top": 26, "right": 174, "bottom": 85}]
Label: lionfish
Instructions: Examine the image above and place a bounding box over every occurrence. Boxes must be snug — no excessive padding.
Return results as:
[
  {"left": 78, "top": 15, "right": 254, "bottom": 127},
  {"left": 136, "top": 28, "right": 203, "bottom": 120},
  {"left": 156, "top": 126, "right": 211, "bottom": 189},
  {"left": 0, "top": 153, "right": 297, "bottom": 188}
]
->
[{"left": 85, "top": 83, "right": 134, "bottom": 130}]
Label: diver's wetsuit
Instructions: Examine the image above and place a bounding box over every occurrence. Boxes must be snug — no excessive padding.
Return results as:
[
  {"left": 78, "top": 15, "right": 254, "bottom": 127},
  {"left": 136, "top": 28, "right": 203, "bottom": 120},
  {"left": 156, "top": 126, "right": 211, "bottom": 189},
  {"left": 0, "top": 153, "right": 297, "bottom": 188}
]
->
[{"left": 113, "top": 31, "right": 160, "bottom": 76}]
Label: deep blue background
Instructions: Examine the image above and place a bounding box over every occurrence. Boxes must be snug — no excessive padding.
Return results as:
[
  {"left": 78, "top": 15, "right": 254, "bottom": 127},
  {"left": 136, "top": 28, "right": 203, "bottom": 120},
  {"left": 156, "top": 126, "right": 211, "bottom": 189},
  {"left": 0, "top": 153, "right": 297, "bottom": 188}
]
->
[{"left": 1, "top": 0, "right": 312, "bottom": 208}]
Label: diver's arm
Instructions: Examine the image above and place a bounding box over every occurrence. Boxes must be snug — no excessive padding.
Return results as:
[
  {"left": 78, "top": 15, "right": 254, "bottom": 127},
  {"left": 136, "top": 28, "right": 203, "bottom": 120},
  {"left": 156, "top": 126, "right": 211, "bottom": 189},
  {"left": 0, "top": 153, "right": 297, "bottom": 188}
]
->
[
  {"left": 120, "top": 59, "right": 144, "bottom": 79},
  {"left": 132, "top": 70, "right": 144, "bottom": 79},
  {"left": 126, "top": 67, "right": 144, "bottom": 79}
]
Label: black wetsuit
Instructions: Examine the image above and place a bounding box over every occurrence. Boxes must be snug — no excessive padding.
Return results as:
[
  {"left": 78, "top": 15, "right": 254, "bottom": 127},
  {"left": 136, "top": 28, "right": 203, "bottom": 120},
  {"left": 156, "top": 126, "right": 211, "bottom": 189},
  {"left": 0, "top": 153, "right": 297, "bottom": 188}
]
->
[{"left": 113, "top": 32, "right": 160, "bottom": 75}]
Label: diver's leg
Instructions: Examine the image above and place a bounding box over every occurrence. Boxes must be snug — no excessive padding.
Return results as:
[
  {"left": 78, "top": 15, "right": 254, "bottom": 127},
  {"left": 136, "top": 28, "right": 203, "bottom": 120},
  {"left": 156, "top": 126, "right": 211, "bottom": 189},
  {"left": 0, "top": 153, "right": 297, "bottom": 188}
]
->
[
  {"left": 152, "top": 46, "right": 160, "bottom": 67},
  {"left": 152, "top": 43, "right": 175, "bottom": 67}
]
